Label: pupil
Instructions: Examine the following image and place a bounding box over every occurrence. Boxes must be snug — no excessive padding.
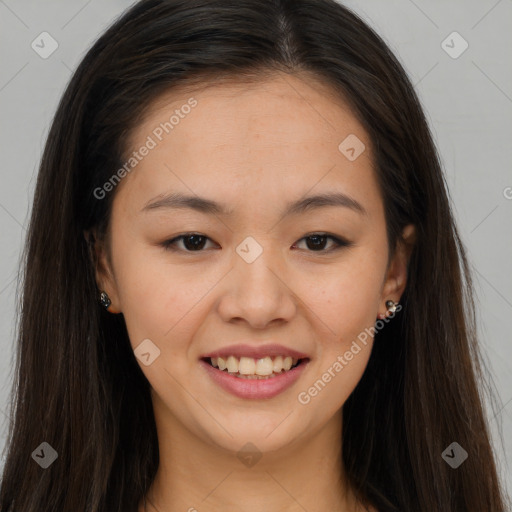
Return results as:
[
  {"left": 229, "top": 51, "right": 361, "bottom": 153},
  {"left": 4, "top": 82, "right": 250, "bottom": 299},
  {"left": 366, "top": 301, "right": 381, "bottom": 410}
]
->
[
  {"left": 185, "top": 235, "right": 206, "bottom": 250},
  {"left": 183, "top": 235, "right": 328, "bottom": 251},
  {"left": 307, "top": 235, "right": 326, "bottom": 251}
]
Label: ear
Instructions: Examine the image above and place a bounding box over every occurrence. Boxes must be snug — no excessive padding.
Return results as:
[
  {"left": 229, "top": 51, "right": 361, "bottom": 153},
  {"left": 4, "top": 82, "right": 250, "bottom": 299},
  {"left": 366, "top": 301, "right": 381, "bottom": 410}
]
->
[
  {"left": 377, "top": 224, "right": 416, "bottom": 319},
  {"left": 84, "top": 228, "right": 121, "bottom": 314}
]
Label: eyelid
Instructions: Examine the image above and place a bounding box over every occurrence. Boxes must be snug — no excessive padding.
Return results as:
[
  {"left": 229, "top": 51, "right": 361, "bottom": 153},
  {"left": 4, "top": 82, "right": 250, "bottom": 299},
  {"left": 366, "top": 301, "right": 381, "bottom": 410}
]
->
[
  {"left": 161, "top": 232, "right": 216, "bottom": 252},
  {"left": 292, "top": 233, "right": 353, "bottom": 252},
  {"left": 160, "top": 232, "right": 353, "bottom": 254}
]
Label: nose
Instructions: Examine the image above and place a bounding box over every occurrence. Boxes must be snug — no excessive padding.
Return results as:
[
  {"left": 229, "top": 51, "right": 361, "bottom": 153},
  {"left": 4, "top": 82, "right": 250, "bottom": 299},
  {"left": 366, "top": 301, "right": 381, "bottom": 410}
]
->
[{"left": 216, "top": 242, "right": 297, "bottom": 329}]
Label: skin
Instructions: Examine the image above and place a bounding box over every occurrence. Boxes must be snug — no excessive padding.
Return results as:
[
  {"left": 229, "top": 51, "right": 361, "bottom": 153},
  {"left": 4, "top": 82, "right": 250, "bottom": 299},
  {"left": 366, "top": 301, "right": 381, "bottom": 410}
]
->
[{"left": 90, "top": 71, "right": 415, "bottom": 512}]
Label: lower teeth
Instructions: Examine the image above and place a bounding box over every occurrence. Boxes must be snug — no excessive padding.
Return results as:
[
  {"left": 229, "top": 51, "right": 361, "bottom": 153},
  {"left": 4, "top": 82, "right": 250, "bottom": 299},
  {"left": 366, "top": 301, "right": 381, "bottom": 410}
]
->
[
  {"left": 232, "top": 372, "right": 282, "bottom": 379},
  {"left": 222, "top": 365, "right": 300, "bottom": 379},
  {"left": 208, "top": 360, "right": 303, "bottom": 379}
]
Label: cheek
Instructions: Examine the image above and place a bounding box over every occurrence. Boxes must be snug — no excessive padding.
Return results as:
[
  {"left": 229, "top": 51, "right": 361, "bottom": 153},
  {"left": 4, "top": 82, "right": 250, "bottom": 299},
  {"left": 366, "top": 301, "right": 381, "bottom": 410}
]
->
[
  {"left": 298, "top": 283, "right": 378, "bottom": 416},
  {"left": 109, "top": 240, "right": 200, "bottom": 354},
  {"left": 292, "top": 251, "right": 384, "bottom": 410},
  {"left": 300, "top": 250, "right": 386, "bottom": 345}
]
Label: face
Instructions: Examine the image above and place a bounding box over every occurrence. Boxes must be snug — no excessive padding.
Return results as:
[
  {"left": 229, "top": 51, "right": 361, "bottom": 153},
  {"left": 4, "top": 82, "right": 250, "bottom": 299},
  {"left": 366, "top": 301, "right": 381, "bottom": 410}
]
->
[{"left": 92, "top": 72, "right": 414, "bottom": 456}]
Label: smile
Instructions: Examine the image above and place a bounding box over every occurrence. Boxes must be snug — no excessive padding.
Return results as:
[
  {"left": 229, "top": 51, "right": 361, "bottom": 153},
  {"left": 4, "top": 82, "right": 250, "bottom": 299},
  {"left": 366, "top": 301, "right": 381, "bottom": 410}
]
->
[
  {"left": 207, "top": 355, "right": 302, "bottom": 379},
  {"left": 200, "top": 356, "right": 310, "bottom": 399}
]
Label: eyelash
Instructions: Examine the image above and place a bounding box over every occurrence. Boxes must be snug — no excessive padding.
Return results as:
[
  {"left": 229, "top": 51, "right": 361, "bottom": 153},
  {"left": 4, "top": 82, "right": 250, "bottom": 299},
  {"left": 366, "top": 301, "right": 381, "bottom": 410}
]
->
[{"left": 160, "top": 232, "right": 352, "bottom": 254}]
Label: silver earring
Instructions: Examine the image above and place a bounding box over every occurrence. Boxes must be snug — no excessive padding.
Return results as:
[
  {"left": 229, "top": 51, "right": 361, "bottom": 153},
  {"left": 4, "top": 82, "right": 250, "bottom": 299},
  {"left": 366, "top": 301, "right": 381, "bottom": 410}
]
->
[
  {"left": 385, "top": 299, "right": 398, "bottom": 313},
  {"left": 99, "top": 291, "right": 111, "bottom": 309}
]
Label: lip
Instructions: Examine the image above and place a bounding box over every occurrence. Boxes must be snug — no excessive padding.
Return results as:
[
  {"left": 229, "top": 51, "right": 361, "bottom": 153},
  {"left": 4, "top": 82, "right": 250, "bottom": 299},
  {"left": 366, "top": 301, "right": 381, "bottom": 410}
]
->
[
  {"left": 200, "top": 358, "right": 310, "bottom": 399},
  {"left": 200, "top": 343, "right": 309, "bottom": 360}
]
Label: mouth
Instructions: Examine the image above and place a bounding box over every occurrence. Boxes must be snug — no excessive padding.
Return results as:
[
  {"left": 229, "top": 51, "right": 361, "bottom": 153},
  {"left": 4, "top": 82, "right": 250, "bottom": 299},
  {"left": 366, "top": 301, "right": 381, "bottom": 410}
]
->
[
  {"left": 199, "top": 355, "right": 310, "bottom": 399},
  {"left": 198, "top": 343, "right": 311, "bottom": 398},
  {"left": 200, "top": 355, "right": 308, "bottom": 379}
]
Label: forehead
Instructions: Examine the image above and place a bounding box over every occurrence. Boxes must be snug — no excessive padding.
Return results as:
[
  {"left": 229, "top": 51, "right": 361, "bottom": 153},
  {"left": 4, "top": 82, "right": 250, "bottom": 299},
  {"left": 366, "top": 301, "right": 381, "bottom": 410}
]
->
[
  {"left": 115, "top": 71, "right": 380, "bottom": 221},
  {"left": 130, "top": 71, "right": 363, "bottom": 148}
]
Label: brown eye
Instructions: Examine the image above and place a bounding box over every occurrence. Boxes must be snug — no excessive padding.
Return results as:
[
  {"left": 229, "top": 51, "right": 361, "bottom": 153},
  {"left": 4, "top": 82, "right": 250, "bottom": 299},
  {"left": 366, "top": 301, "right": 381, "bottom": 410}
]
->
[
  {"left": 161, "top": 232, "right": 352, "bottom": 254},
  {"left": 293, "top": 233, "right": 352, "bottom": 253},
  {"left": 161, "top": 233, "right": 215, "bottom": 252}
]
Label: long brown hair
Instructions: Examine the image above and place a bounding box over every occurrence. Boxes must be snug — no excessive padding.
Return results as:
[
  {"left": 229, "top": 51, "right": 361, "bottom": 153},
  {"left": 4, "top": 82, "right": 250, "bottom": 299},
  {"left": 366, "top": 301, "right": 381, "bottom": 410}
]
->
[{"left": 0, "top": 0, "right": 508, "bottom": 510}]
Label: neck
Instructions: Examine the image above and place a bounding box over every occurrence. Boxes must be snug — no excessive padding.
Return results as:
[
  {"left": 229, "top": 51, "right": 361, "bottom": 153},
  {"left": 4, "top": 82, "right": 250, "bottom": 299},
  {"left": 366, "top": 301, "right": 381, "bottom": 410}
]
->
[{"left": 144, "top": 401, "right": 361, "bottom": 512}]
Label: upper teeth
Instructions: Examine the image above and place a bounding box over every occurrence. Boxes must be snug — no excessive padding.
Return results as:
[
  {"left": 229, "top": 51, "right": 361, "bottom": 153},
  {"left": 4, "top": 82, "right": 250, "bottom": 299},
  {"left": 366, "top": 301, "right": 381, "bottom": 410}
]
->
[{"left": 210, "top": 356, "right": 299, "bottom": 376}]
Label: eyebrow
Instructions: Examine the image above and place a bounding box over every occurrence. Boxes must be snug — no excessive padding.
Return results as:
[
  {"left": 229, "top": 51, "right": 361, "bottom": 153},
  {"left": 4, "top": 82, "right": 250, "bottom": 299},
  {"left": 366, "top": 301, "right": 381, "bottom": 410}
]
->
[{"left": 141, "top": 191, "right": 367, "bottom": 217}]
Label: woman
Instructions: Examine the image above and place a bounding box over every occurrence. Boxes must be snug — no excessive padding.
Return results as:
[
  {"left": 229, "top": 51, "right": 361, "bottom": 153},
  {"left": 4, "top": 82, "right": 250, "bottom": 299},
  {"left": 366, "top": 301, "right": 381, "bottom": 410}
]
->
[{"left": 0, "top": 0, "right": 508, "bottom": 511}]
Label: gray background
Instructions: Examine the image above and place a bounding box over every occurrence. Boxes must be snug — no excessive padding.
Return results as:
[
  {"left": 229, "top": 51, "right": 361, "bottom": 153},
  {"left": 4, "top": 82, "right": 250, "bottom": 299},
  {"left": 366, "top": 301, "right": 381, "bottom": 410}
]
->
[{"left": 1, "top": 0, "right": 511, "bottom": 502}]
